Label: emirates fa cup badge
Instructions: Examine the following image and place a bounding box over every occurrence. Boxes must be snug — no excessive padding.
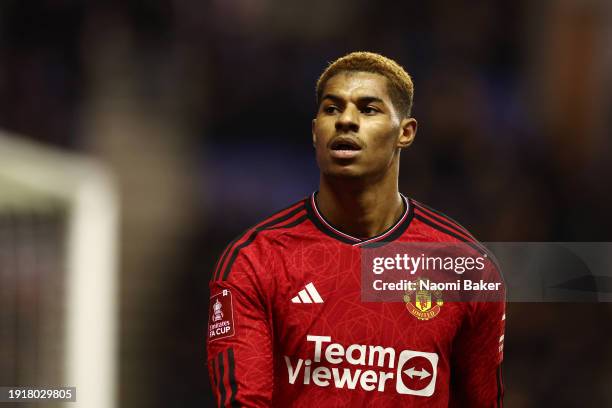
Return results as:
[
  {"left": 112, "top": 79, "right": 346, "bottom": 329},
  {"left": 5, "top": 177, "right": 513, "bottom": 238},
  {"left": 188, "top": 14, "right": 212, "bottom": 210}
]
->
[{"left": 208, "top": 290, "right": 235, "bottom": 341}]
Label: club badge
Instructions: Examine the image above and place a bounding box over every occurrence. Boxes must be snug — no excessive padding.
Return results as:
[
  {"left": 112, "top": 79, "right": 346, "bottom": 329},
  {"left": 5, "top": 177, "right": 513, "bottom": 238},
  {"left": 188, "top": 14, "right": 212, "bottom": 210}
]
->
[{"left": 404, "top": 279, "right": 443, "bottom": 320}]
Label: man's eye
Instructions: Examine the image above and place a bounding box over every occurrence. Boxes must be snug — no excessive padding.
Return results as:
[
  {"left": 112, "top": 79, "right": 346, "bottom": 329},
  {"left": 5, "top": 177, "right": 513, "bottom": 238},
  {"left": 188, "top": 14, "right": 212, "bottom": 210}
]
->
[
  {"left": 361, "top": 106, "right": 379, "bottom": 115},
  {"left": 324, "top": 106, "right": 339, "bottom": 114}
]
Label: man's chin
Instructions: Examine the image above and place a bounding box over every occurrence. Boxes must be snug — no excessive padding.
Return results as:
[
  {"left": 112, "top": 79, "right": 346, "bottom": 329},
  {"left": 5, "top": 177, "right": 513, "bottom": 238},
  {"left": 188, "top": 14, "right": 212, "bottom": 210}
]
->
[{"left": 322, "top": 165, "right": 366, "bottom": 179}]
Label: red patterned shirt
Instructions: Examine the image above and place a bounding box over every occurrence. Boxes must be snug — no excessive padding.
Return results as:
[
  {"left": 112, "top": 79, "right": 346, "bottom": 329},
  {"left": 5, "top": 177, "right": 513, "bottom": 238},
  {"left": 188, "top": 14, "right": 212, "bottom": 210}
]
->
[{"left": 207, "top": 193, "right": 505, "bottom": 407}]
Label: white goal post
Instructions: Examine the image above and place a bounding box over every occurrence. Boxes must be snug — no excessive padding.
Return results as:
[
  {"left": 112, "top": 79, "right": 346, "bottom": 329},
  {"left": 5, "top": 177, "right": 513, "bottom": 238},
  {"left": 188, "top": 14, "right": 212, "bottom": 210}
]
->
[{"left": 0, "top": 130, "right": 118, "bottom": 408}]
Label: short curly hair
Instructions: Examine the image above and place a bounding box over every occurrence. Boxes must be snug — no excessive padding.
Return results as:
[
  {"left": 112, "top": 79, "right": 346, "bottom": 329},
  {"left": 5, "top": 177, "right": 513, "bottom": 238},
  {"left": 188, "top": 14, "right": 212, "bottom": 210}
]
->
[{"left": 316, "top": 51, "right": 414, "bottom": 118}]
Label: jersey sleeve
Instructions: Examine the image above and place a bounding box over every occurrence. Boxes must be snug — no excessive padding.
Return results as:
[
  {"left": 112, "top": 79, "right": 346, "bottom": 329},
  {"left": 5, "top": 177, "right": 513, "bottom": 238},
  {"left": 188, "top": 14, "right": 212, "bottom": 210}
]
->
[
  {"left": 207, "top": 241, "right": 274, "bottom": 407},
  {"left": 450, "top": 260, "right": 506, "bottom": 407}
]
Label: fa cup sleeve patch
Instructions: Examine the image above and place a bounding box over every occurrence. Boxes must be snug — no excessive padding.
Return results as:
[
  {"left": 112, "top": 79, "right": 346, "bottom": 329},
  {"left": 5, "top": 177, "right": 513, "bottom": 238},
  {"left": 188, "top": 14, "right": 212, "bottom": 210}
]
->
[{"left": 208, "top": 289, "right": 235, "bottom": 342}]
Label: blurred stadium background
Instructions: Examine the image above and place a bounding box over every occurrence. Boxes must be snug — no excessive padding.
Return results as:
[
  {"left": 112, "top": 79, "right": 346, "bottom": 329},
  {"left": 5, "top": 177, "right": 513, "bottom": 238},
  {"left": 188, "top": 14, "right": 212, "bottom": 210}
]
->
[{"left": 0, "top": 1, "right": 611, "bottom": 407}]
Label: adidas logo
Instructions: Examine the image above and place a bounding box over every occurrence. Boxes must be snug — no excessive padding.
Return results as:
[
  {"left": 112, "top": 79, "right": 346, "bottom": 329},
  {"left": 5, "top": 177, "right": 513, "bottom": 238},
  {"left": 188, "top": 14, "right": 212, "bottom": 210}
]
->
[{"left": 291, "top": 282, "right": 324, "bottom": 304}]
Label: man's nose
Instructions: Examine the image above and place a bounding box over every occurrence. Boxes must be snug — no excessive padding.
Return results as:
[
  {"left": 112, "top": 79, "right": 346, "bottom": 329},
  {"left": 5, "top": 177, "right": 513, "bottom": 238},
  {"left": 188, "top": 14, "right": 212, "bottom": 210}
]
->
[{"left": 335, "top": 105, "right": 359, "bottom": 133}]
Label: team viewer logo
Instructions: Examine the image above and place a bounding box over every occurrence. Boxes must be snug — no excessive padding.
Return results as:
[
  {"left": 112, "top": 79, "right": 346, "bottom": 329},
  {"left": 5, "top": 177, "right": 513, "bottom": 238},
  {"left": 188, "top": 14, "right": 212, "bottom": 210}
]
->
[
  {"left": 404, "top": 279, "right": 443, "bottom": 320},
  {"left": 208, "top": 289, "right": 235, "bottom": 341},
  {"left": 284, "top": 335, "right": 438, "bottom": 397}
]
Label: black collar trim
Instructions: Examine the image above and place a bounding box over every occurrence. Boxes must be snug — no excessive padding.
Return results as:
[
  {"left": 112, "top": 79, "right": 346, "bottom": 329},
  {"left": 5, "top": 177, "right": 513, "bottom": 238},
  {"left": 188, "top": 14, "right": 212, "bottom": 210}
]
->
[{"left": 306, "top": 192, "right": 414, "bottom": 246}]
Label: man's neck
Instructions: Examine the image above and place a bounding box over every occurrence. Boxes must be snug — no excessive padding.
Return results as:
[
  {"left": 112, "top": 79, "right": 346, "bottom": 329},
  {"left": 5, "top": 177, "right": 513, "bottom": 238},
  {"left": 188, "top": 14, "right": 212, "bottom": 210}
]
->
[{"left": 316, "top": 174, "right": 404, "bottom": 239}]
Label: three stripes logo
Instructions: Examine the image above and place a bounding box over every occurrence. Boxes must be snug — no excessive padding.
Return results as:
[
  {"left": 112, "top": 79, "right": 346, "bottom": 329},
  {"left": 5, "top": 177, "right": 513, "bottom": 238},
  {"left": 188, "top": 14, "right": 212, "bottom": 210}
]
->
[{"left": 291, "top": 282, "right": 324, "bottom": 304}]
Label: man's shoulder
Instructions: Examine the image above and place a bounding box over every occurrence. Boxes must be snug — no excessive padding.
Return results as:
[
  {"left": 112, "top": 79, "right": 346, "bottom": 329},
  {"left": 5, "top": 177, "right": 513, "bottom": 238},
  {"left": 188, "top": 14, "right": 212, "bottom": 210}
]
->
[
  {"left": 211, "top": 198, "right": 310, "bottom": 282},
  {"left": 247, "top": 196, "right": 310, "bottom": 238},
  {"left": 408, "top": 197, "right": 479, "bottom": 243},
  {"left": 216, "top": 198, "right": 310, "bottom": 268},
  {"left": 407, "top": 197, "right": 503, "bottom": 267}
]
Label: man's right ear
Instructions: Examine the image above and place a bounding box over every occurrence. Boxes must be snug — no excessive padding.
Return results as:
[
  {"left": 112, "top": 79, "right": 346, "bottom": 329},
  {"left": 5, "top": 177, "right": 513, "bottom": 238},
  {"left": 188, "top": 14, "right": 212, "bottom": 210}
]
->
[{"left": 312, "top": 119, "right": 317, "bottom": 147}]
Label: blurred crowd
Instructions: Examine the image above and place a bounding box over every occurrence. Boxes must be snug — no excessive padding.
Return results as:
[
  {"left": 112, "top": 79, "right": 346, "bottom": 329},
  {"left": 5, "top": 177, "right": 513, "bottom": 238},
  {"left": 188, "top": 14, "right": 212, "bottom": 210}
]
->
[{"left": 1, "top": 0, "right": 611, "bottom": 406}]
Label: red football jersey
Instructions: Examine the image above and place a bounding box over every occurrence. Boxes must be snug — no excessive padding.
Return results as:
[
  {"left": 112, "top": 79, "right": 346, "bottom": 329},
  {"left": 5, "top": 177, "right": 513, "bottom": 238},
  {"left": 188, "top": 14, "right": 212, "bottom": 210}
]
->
[{"left": 207, "top": 193, "right": 505, "bottom": 407}]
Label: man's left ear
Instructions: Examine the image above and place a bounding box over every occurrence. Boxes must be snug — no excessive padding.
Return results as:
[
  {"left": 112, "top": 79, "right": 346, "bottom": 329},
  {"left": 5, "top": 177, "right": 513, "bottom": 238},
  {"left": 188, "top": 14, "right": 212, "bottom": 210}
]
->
[
  {"left": 312, "top": 118, "right": 317, "bottom": 148},
  {"left": 397, "top": 117, "right": 417, "bottom": 148}
]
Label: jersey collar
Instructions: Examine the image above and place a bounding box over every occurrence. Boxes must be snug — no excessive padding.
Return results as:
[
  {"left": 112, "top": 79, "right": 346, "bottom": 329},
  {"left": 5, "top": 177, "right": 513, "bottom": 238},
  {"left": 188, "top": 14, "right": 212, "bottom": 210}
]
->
[{"left": 305, "top": 191, "right": 414, "bottom": 247}]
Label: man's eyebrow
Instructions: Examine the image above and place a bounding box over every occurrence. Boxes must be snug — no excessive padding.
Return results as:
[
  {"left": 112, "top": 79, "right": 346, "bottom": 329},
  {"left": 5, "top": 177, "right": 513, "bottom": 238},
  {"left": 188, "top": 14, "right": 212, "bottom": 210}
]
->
[
  {"left": 321, "top": 94, "right": 343, "bottom": 103},
  {"left": 357, "top": 96, "right": 385, "bottom": 104},
  {"left": 321, "top": 94, "right": 386, "bottom": 104}
]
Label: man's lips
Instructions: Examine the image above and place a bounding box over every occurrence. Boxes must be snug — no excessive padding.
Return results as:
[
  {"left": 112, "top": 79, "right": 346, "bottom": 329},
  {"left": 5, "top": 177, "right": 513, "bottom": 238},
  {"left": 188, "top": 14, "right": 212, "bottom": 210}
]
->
[
  {"left": 328, "top": 136, "right": 363, "bottom": 159},
  {"left": 330, "top": 149, "right": 361, "bottom": 159}
]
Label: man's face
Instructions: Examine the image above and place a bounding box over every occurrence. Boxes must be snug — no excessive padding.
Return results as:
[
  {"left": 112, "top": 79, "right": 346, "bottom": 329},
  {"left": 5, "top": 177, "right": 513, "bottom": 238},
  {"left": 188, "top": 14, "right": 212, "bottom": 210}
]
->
[{"left": 313, "top": 71, "right": 416, "bottom": 180}]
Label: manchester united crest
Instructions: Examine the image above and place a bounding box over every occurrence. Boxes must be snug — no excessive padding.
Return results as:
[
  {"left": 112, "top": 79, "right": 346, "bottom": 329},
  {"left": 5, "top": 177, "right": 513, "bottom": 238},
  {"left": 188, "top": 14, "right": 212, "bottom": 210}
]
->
[{"left": 404, "top": 278, "right": 443, "bottom": 320}]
